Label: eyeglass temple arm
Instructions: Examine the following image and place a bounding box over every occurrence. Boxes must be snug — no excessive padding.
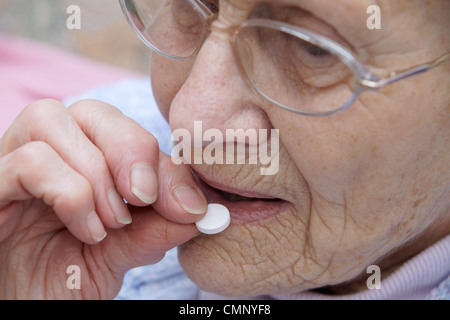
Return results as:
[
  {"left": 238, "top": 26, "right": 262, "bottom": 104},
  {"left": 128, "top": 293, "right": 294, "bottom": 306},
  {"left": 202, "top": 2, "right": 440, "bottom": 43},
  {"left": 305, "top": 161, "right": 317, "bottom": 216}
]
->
[{"left": 358, "top": 52, "right": 450, "bottom": 90}]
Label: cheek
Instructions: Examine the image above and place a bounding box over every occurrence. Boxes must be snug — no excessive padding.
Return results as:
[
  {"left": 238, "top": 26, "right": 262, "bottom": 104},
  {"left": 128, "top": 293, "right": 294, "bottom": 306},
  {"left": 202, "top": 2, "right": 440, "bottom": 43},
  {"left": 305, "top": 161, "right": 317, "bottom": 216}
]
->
[
  {"left": 178, "top": 210, "right": 317, "bottom": 297},
  {"left": 150, "top": 56, "right": 193, "bottom": 121},
  {"left": 269, "top": 110, "right": 363, "bottom": 203}
]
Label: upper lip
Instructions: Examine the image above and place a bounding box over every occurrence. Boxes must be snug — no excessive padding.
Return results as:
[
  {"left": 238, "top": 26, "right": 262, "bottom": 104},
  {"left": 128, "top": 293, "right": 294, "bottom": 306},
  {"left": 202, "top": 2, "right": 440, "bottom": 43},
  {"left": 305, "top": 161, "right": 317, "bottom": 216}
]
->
[{"left": 192, "top": 169, "right": 279, "bottom": 200}]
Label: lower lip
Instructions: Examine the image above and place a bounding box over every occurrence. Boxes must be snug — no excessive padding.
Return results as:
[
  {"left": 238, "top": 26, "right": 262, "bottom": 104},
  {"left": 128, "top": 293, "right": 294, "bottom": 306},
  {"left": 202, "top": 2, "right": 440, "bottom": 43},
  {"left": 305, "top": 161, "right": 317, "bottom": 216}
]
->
[{"left": 196, "top": 178, "right": 292, "bottom": 225}]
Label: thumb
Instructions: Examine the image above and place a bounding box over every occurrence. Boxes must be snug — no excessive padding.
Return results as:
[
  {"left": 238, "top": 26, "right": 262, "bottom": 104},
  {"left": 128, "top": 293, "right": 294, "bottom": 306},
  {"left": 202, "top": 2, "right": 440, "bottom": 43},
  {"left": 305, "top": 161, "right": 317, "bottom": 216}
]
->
[{"left": 100, "top": 205, "right": 200, "bottom": 275}]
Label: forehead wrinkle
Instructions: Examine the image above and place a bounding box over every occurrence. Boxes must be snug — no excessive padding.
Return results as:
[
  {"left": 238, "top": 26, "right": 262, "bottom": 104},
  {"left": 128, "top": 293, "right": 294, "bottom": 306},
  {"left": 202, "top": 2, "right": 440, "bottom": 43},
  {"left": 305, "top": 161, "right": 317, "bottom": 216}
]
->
[
  {"left": 219, "top": 0, "right": 379, "bottom": 26},
  {"left": 219, "top": 0, "right": 379, "bottom": 48},
  {"left": 221, "top": 0, "right": 376, "bottom": 11}
]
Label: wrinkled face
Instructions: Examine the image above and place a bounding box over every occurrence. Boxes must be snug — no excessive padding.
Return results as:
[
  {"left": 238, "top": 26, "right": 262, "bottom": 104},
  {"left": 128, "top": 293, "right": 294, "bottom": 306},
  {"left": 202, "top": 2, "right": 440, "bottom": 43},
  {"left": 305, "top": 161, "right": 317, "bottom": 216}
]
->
[{"left": 151, "top": 0, "right": 450, "bottom": 296}]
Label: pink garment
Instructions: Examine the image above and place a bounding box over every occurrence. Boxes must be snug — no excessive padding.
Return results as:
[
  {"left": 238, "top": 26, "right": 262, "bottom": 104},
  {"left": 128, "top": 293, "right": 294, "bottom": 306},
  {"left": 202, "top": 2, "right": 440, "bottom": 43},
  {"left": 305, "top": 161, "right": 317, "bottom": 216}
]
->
[{"left": 0, "top": 34, "right": 139, "bottom": 136}]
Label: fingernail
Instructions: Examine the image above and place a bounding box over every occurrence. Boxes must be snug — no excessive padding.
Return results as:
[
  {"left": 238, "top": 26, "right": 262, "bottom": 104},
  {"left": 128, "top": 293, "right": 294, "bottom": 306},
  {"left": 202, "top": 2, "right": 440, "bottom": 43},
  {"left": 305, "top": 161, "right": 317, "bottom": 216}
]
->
[
  {"left": 131, "top": 163, "right": 158, "bottom": 204},
  {"left": 108, "top": 188, "right": 132, "bottom": 225},
  {"left": 87, "top": 211, "right": 107, "bottom": 243},
  {"left": 173, "top": 186, "right": 208, "bottom": 215}
]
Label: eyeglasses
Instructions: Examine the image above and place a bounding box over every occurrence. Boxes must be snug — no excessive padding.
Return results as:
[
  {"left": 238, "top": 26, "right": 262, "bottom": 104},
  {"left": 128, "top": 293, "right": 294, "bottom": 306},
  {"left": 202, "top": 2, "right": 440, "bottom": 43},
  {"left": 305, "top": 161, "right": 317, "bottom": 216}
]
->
[{"left": 119, "top": 0, "right": 450, "bottom": 117}]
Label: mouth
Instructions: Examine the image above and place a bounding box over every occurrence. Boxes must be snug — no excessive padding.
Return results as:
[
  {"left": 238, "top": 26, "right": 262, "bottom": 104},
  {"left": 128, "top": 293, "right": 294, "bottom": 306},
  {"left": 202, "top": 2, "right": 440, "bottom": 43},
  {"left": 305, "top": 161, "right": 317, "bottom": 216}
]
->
[{"left": 193, "top": 171, "right": 292, "bottom": 225}]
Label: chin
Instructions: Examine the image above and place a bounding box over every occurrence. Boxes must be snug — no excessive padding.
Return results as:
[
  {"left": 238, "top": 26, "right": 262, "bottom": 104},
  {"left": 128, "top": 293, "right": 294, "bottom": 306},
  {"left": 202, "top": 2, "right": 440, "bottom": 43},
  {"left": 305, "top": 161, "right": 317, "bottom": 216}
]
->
[
  {"left": 176, "top": 158, "right": 314, "bottom": 296},
  {"left": 177, "top": 224, "right": 298, "bottom": 297}
]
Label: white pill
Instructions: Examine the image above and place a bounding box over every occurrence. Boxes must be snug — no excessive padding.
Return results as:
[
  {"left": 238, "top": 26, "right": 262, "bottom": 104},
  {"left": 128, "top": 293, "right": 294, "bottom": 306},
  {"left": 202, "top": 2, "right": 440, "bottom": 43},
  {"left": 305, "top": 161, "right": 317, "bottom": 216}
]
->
[{"left": 196, "top": 203, "right": 231, "bottom": 235}]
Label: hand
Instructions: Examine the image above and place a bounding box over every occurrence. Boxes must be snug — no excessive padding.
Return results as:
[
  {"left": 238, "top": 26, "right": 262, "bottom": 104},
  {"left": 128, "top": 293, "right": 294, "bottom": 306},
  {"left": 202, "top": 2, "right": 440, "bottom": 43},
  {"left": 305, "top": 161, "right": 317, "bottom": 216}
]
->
[{"left": 0, "top": 99, "right": 206, "bottom": 299}]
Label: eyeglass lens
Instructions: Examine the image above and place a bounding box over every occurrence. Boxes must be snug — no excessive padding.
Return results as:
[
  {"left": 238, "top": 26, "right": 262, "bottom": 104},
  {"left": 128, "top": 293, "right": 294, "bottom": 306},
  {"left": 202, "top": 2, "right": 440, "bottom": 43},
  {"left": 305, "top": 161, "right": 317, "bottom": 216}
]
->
[
  {"left": 126, "top": 0, "right": 207, "bottom": 59},
  {"left": 125, "top": 0, "right": 356, "bottom": 115},
  {"left": 235, "top": 25, "right": 355, "bottom": 114}
]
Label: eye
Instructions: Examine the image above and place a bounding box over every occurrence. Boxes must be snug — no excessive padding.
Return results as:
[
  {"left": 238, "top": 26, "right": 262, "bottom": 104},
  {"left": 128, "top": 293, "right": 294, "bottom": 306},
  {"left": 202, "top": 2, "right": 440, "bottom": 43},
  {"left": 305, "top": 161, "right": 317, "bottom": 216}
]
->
[
  {"left": 302, "top": 42, "right": 330, "bottom": 57},
  {"left": 199, "top": 0, "right": 219, "bottom": 14}
]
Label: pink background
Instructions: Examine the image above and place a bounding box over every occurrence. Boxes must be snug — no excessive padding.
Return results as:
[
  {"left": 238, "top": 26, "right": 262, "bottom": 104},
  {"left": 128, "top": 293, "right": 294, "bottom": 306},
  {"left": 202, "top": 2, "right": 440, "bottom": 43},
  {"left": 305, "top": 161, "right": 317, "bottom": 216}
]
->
[{"left": 0, "top": 35, "right": 138, "bottom": 136}]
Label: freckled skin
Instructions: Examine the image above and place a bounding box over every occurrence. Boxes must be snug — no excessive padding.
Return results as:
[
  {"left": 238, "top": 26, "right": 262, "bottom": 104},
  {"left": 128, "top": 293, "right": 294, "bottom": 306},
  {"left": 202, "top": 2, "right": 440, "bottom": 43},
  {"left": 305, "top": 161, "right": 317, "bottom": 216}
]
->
[{"left": 153, "top": 0, "right": 450, "bottom": 296}]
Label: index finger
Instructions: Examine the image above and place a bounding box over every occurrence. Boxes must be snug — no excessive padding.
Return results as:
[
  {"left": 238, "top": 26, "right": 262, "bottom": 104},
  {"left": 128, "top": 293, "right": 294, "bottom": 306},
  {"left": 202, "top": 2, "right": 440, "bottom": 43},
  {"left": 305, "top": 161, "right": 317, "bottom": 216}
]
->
[
  {"left": 69, "top": 100, "right": 160, "bottom": 207},
  {"left": 69, "top": 100, "right": 208, "bottom": 224}
]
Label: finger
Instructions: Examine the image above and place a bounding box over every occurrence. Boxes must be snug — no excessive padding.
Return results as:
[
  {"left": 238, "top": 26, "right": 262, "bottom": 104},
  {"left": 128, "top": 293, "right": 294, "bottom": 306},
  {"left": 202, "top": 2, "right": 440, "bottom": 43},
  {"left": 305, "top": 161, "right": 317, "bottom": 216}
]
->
[
  {"left": 152, "top": 154, "right": 207, "bottom": 224},
  {"left": 1, "top": 99, "right": 132, "bottom": 229},
  {"left": 100, "top": 205, "right": 200, "bottom": 274},
  {"left": 68, "top": 99, "right": 160, "bottom": 207},
  {"left": 0, "top": 141, "right": 106, "bottom": 244},
  {"left": 69, "top": 100, "right": 208, "bottom": 224}
]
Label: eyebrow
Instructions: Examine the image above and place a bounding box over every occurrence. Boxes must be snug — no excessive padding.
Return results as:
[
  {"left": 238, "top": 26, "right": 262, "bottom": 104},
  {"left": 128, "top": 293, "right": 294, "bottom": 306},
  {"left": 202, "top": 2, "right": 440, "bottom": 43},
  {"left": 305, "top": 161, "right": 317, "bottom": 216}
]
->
[
  {"left": 279, "top": 0, "right": 381, "bottom": 47},
  {"left": 292, "top": 0, "right": 376, "bottom": 25},
  {"left": 223, "top": 0, "right": 381, "bottom": 47},
  {"left": 224, "top": 0, "right": 376, "bottom": 23}
]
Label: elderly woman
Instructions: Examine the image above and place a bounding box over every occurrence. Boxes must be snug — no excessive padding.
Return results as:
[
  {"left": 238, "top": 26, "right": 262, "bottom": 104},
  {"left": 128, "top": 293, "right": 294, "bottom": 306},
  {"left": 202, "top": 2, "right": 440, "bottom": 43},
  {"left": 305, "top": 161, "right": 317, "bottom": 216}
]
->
[{"left": 0, "top": 0, "right": 448, "bottom": 300}]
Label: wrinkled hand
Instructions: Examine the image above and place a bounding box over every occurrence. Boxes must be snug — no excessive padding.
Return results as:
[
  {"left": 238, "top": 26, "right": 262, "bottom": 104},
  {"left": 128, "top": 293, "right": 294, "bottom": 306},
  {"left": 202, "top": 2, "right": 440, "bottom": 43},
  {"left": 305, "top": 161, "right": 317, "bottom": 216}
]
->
[{"left": 0, "top": 99, "right": 206, "bottom": 299}]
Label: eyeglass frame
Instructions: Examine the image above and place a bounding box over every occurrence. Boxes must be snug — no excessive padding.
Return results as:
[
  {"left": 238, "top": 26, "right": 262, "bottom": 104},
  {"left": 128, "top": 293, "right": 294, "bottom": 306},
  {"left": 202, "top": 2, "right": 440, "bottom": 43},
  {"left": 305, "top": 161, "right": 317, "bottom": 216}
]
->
[{"left": 119, "top": 0, "right": 450, "bottom": 117}]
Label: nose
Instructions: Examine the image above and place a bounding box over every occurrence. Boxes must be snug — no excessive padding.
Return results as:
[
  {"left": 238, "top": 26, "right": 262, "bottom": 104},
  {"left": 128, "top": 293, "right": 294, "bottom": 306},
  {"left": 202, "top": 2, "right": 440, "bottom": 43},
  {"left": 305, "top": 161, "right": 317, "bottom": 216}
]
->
[{"left": 168, "top": 31, "right": 273, "bottom": 143}]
